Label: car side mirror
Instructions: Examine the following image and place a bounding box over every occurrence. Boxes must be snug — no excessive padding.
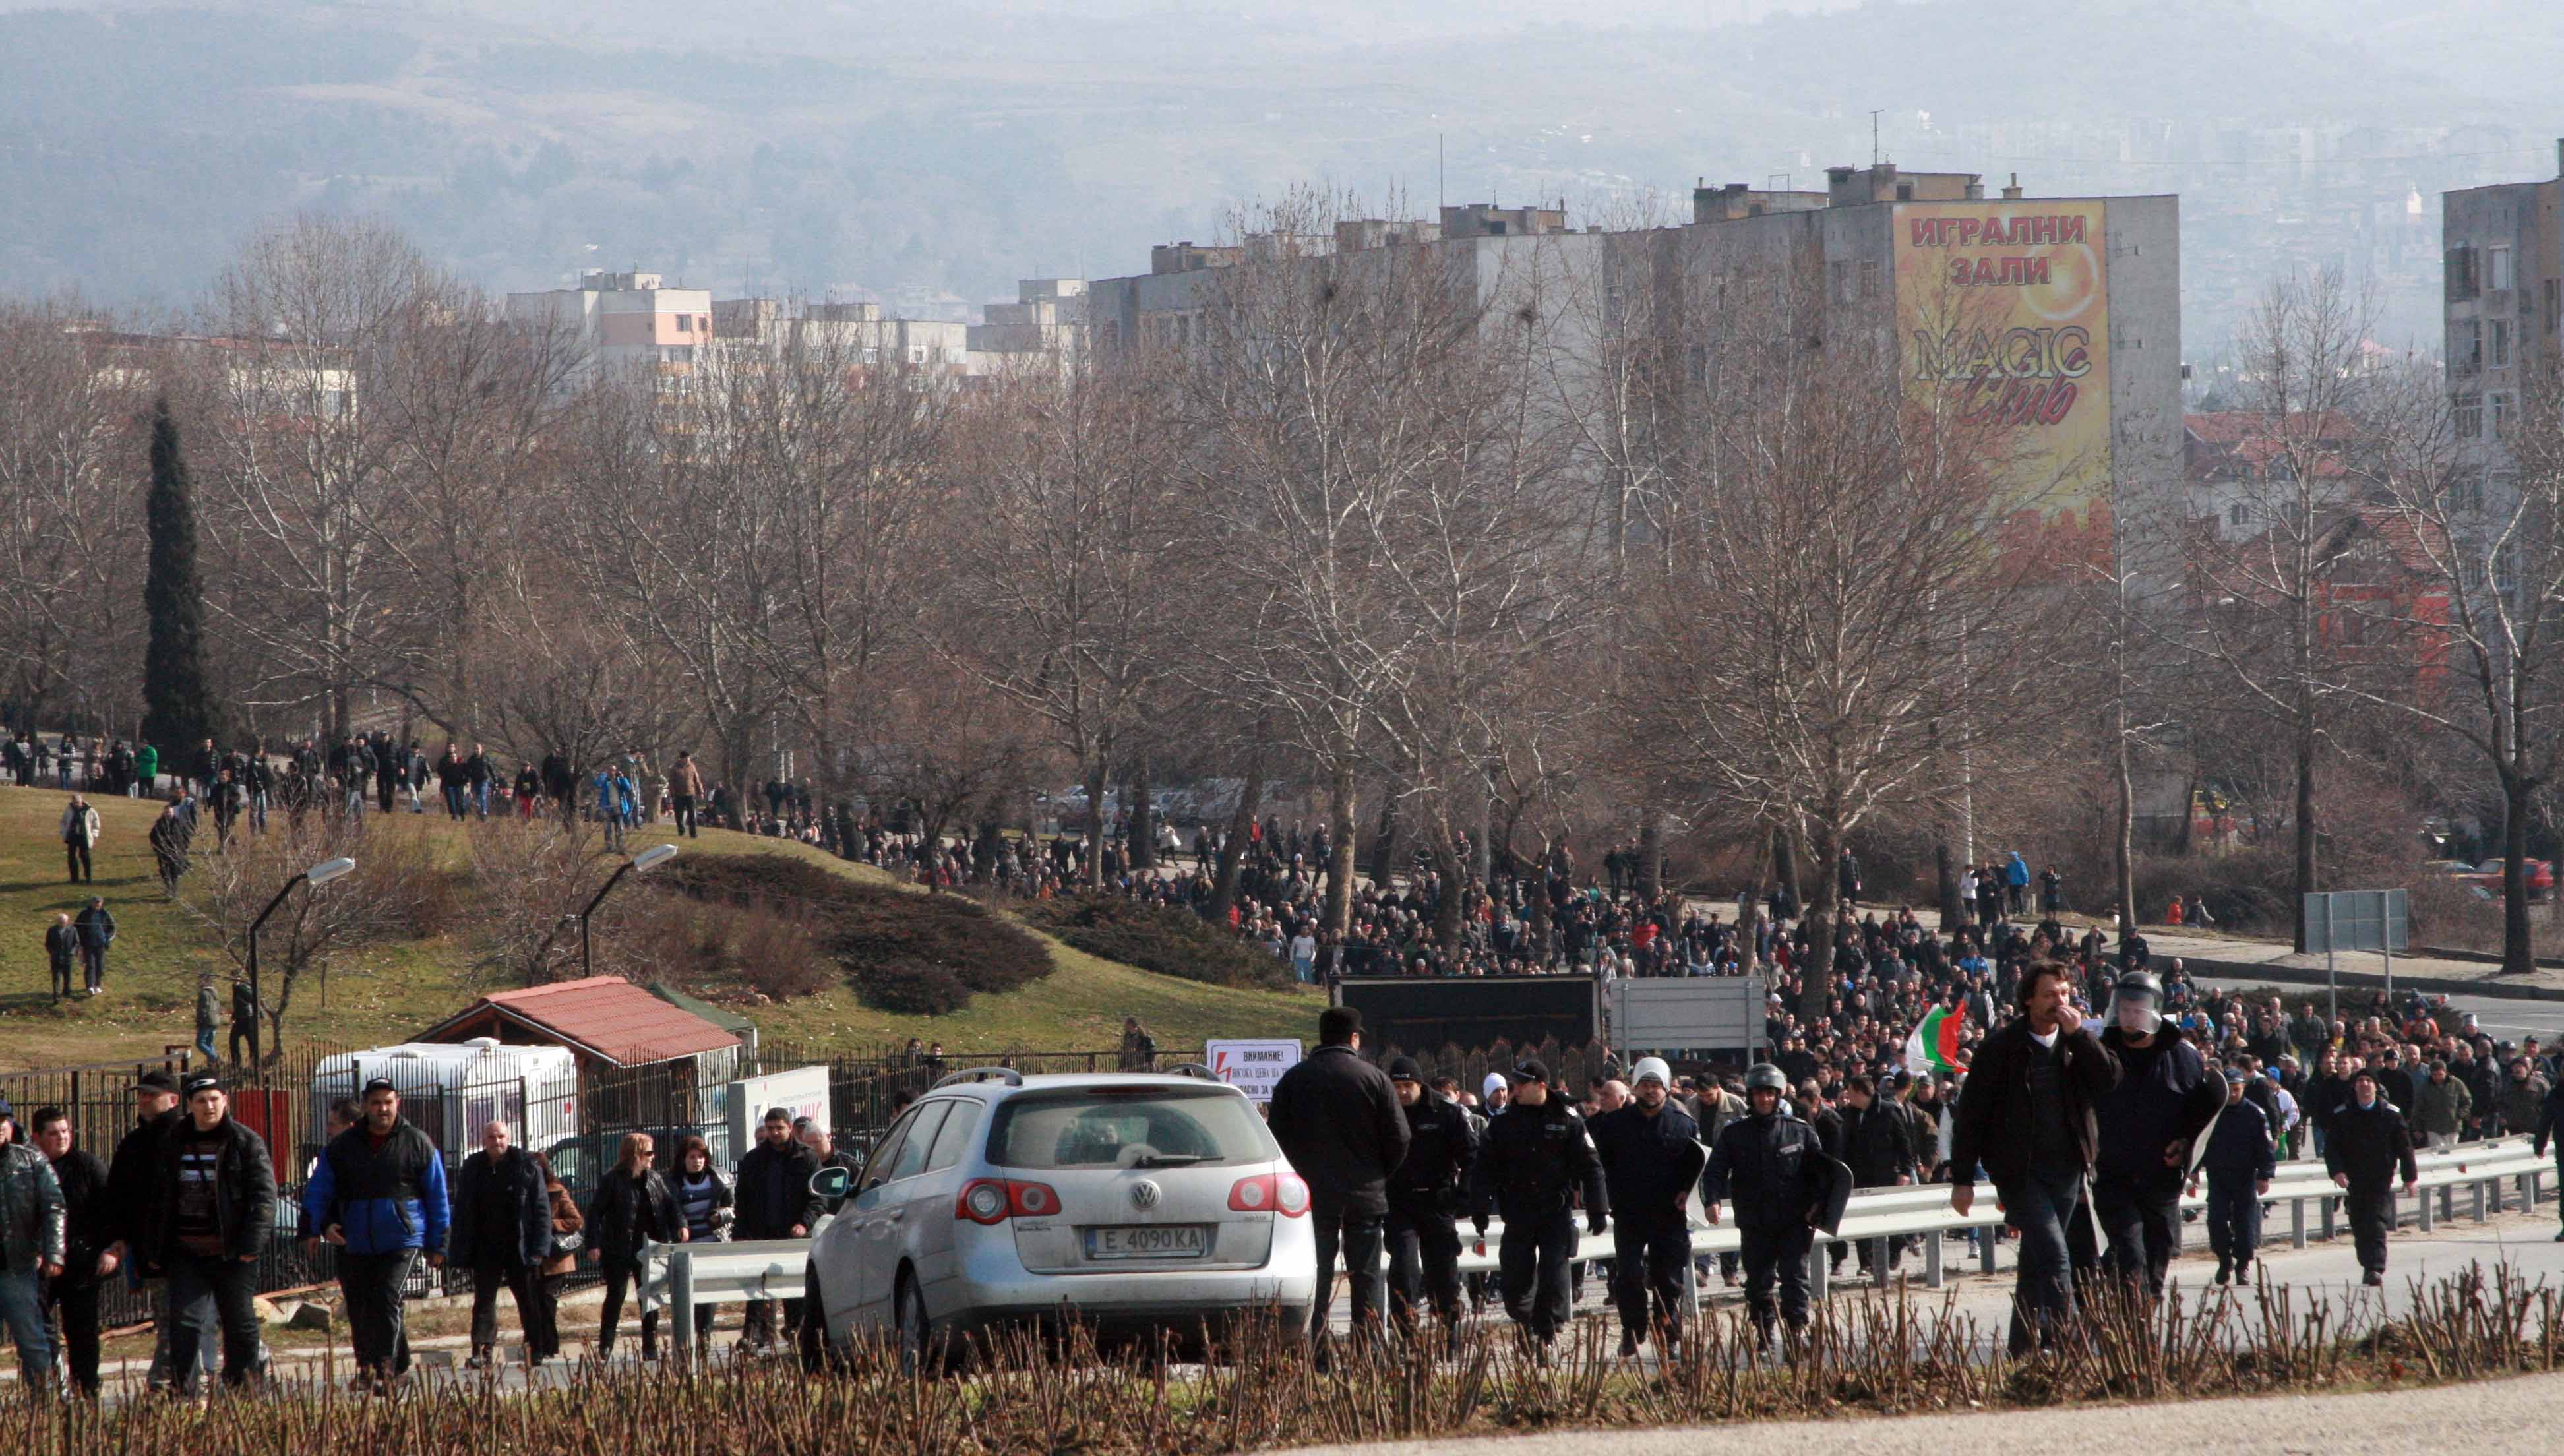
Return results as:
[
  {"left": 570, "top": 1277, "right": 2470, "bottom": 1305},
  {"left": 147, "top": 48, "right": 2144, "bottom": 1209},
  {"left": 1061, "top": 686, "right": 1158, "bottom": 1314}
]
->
[{"left": 810, "top": 1165, "right": 853, "bottom": 1201}]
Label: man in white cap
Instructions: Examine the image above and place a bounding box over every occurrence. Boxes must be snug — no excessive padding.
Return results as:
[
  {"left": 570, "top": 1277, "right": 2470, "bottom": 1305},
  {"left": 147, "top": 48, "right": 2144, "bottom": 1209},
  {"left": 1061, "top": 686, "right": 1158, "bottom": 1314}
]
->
[
  {"left": 1588, "top": 1057, "right": 1704, "bottom": 1356},
  {"left": 1482, "top": 1072, "right": 1511, "bottom": 1116}
]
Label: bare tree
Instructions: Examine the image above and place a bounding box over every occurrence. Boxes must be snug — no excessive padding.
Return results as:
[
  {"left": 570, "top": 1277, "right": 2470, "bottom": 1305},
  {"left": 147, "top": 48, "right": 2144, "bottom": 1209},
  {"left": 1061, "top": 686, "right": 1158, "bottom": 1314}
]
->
[
  {"left": 193, "top": 213, "right": 441, "bottom": 739},
  {"left": 2358, "top": 351, "right": 2564, "bottom": 972},
  {"left": 2183, "top": 268, "right": 2395, "bottom": 948},
  {"left": 175, "top": 814, "right": 436, "bottom": 1051},
  {"left": 0, "top": 301, "right": 148, "bottom": 736},
  {"left": 937, "top": 359, "right": 1181, "bottom": 886}
]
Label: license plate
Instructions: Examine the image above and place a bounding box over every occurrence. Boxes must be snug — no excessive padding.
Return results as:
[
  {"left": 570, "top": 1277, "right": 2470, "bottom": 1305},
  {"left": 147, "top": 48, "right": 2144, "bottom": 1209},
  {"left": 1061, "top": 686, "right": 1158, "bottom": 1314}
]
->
[{"left": 1086, "top": 1225, "right": 1209, "bottom": 1259}]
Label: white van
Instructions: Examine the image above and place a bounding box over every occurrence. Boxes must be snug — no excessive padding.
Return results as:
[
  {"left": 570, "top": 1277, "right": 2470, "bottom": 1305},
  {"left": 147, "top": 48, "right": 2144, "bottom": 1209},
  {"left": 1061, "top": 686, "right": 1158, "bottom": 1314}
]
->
[{"left": 312, "top": 1039, "right": 581, "bottom": 1161}]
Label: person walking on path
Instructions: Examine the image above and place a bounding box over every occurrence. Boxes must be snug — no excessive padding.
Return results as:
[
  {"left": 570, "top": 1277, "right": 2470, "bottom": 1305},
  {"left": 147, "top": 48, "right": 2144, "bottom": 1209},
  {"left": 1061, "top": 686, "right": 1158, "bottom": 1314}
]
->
[
  {"left": 528, "top": 1152, "right": 581, "bottom": 1360},
  {"left": 1267, "top": 1006, "right": 1411, "bottom": 1366},
  {"left": 1949, "top": 961, "right": 2123, "bottom": 1355},
  {"left": 450, "top": 1120, "right": 551, "bottom": 1370},
  {"left": 1382, "top": 1056, "right": 1475, "bottom": 1343},
  {"left": 32, "top": 1106, "right": 109, "bottom": 1396},
  {"left": 2191, "top": 1068, "right": 2276, "bottom": 1285},
  {"left": 671, "top": 751, "right": 706, "bottom": 838},
  {"left": 1589, "top": 1056, "right": 1700, "bottom": 1356},
  {"left": 149, "top": 800, "right": 190, "bottom": 894},
  {"left": 1470, "top": 1059, "right": 1605, "bottom": 1356},
  {"left": 44, "top": 914, "right": 77, "bottom": 1002},
  {"left": 2091, "top": 969, "right": 2223, "bottom": 1300},
  {"left": 154, "top": 1074, "right": 275, "bottom": 1393},
  {"left": 586, "top": 1132, "right": 683, "bottom": 1361},
  {"left": 59, "top": 795, "right": 99, "bottom": 884},
  {"left": 301, "top": 1077, "right": 449, "bottom": 1392},
  {"left": 1701, "top": 1062, "right": 1827, "bottom": 1346},
  {"left": 2325, "top": 1067, "right": 2419, "bottom": 1287},
  {"left": 731, "top": 1110, "right": 818, "bottom": 1354},
  {"left": 0, "top": 1101, "right": 66, "bottom": 1395},
  {"left": 2413, "top": 1059, "right": 2472, "bottom": 1153},
  {"left": 71, "top": 898, "right": 113, "bottom": 996}
]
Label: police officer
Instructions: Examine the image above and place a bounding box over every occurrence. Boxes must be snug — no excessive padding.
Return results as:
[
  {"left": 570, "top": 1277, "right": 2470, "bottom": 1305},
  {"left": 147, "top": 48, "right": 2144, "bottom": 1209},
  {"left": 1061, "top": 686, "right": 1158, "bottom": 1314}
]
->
[
  {"left": 2191, "top": 1067, "right": 2274, "bottom": 1286},
  {"left": 1471, "top": 1060, "right": 1606, "bottom": 1353},
  {"left": 2091, "top": 969, "right": 2223, "bottom": 1299},
  {"left": 2325, "top": 1067, "right": 2418, "bottom": 1287},
  {"left": 1383, "top": 1057, "right": 1475, "bottom": 1339},
  {"left": 1701, "top": 1062, "right": 1828, "bottom": 1345},
  {"left": 1589, "top": 1057, "right": 1703, "bottom": 1357}
]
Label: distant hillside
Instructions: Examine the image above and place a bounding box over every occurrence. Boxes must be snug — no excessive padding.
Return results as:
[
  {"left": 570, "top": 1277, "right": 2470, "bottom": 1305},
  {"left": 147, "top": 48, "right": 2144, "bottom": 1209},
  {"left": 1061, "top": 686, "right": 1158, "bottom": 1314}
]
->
[{"left": 3, "top": 0, "right": 2557, "bottom": 346}]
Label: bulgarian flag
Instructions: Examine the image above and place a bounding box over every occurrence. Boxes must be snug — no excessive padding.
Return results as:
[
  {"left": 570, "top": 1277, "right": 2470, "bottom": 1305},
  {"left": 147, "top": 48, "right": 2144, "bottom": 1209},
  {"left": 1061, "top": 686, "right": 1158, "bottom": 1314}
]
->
[{"left": 1905, "top": 1004, "right": 1967, "bottom": 1074}]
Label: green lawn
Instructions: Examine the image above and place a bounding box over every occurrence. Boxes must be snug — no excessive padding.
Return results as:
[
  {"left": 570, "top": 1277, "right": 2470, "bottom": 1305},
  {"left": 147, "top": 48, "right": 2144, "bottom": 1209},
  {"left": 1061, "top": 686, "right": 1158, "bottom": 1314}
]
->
[{"left": 0, "top": 788, "right": 1320, "bottom": 1069}]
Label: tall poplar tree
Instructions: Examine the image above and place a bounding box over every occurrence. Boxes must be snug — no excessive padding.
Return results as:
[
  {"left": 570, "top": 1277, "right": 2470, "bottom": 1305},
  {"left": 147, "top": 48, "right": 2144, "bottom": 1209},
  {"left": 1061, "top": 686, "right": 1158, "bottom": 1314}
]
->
[{"left": 140, "top": 398, "right": 223, "bottom": 754}]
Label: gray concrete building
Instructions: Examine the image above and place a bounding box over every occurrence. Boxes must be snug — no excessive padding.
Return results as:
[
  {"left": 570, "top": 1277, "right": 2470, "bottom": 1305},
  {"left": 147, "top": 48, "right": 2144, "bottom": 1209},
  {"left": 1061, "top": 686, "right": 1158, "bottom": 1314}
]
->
[
  {"left": 2441, "top": 144, "right": 2564, "bottom": 491},
  {"left": 1090, "top": 163, "right": 2182, "bottom": 568}
]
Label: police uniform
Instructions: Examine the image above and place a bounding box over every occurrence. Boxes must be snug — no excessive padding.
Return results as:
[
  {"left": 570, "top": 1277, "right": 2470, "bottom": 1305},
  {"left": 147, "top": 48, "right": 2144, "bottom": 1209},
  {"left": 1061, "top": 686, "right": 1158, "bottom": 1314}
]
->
[
  {"left": 1471, "top": 1062, "right": 1606, "bottom": 1342},
  {"left": 1702, "top": 1080, "right": 1827, "bottom": 1336},
  {"left": 1385, "top": 1060, "right": 1477, "bottom": 1333},
  {"left": 1589, "top": 1091, "right": 1702, "bottom": 1341}
]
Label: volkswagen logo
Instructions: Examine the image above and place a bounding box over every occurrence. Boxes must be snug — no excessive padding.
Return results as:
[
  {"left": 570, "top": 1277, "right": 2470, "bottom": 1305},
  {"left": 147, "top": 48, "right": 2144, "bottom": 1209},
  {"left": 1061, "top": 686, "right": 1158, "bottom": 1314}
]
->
[{"left": 1130, "top": 1179, "right": 1162, "bottom": 1210}]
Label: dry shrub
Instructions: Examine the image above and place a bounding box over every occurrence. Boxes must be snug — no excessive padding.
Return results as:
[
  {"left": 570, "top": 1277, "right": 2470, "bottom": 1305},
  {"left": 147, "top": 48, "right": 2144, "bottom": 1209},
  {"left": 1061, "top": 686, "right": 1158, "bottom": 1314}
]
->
[
  {"left": 658, "top": 855, "right": 1051, "bottom": 1014},
  {"left": 1016, "top": 893, "right": 1291, "bottom": 989},
  {"left": 614, "top": 888, "right": 832, "bottom": 1002}
]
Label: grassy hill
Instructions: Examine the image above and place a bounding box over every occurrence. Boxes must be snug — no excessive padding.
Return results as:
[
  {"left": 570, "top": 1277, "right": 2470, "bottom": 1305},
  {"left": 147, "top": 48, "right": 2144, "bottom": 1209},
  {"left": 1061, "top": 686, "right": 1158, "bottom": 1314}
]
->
[{"left": 0, "top": 786, "right": 1319, "bottom": 1070}]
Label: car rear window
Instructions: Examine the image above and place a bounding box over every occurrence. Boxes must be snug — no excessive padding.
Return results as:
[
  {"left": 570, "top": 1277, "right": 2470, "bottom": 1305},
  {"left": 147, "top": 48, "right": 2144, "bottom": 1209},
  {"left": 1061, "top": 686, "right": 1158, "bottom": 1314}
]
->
[{"left": 987, "top": 1088, "right": 1278, "bottom": 1170}]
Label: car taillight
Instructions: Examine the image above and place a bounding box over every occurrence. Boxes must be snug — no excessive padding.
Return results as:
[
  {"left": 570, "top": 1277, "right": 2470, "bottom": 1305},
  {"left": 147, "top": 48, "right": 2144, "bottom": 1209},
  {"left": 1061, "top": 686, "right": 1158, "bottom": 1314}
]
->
[
  {"left": 1229, "top": 1173, "right": 1310, "bottom": 1217},
  {"left": 958, "top": 1179, "right": 1010, "bottom": 1225},
  {"left": 956, "top": 1178, "right": 1060, "bottom": 1223}
]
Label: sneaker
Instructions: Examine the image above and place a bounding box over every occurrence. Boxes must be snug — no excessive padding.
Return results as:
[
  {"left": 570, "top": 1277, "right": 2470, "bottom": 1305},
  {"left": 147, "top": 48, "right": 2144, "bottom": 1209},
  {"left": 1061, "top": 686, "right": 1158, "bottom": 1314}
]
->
[
  {"left": 2362, "top": 1270, "right": 2383, "bottom": 1287},
  {"left": 464, "top": 1350, "right": 492, "bottom": 1371}
]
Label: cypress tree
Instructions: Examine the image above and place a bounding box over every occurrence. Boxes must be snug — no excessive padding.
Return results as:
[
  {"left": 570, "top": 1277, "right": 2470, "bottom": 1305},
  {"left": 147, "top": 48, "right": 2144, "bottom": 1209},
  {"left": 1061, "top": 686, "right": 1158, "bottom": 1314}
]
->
[{"left": 140, "top": 398, "right": 224, "bottom": 756}]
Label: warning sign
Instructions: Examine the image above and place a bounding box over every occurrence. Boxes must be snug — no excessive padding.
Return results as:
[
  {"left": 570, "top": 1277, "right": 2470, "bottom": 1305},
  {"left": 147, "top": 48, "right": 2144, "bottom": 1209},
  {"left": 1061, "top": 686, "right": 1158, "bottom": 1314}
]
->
[{"left": 1206, "top": 1039, "right": 1302, "bottom": 1102}]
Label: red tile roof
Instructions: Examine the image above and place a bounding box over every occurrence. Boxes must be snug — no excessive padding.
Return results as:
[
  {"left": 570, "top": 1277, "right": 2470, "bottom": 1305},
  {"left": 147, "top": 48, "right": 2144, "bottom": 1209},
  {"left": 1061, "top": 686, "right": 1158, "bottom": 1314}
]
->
[{"left": 423, "top": 976, "right": 739, "bottom": 1067}]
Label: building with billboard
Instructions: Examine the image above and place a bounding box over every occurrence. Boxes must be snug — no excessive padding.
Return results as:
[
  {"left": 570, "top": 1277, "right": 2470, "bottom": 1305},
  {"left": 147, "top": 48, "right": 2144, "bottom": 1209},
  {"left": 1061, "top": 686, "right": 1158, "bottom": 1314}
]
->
[{"left": 1088, "top": 162, "right": 2183, "bottom": 568}]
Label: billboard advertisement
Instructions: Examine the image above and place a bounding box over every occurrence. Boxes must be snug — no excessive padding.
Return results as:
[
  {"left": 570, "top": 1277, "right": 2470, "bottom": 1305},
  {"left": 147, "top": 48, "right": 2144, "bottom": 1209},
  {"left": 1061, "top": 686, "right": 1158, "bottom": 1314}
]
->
[{"left": 1895, "top": 200, "right": 2112, "bottom": 562}]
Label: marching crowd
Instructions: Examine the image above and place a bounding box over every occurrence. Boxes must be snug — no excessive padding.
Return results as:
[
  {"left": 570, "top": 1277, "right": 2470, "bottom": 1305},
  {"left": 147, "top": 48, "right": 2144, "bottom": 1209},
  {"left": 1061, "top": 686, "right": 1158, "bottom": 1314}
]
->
[{"left": 1263, "top": 954, "right": 2564, "bottom": 1363}]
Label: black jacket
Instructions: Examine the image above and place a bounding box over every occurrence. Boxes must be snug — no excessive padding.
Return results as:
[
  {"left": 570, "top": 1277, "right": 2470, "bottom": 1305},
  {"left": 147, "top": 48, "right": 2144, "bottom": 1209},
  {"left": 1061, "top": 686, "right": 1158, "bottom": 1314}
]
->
[
  {"left": 2324, "top": 1096, "right": 2418, "bottom": 1188},
  {"left": 2534, "top": 1080, "right": 2564, "bottom": 1157},
  {"left": 584, "top": 1166, "right": 681, "bottom": 1265},
  {"left": 733, "top": 1141, "right": 823, "bottom": 1238},
  {"left": 105, "top": 1107, "right": 182, "bottom": 1262},
  {"left": 1388, "top": 1094, "right": 1476, "bottom": 1211},
  {"left": 1838, "top": 1100, "right": 1920, "bottom": 1188},
  {"left": 1702, "top": 1110, "right": 1828, "bottom": 1228},
  {"left": 2198, "top": 1097, "right": 2276, "bottom": 1181},
  {"left": 1266, "top": 1045, "right": 1411, "bottom": 1217},
  {"left": 1471, "top": 1100, "right": 1607, "bottom": 1221},
  {"left": 152, "top": 1116, "right": 277, "bottom": 1265},
  {"left": 1949, "top": 1019, "right": 2121, "bottom": 1191},
  {"left": 1589, "top": 1101, "right": 1702, "bottom": 1225},
  {"left": 2094, "top": 1029, "right": 2226, "bottom": 1191},
  {"left": 48, "top": 1148, "right": 111, "bottom": 1286},
  {"left": 450, "top": 1147, "right": 554, "bottom": 1269}
]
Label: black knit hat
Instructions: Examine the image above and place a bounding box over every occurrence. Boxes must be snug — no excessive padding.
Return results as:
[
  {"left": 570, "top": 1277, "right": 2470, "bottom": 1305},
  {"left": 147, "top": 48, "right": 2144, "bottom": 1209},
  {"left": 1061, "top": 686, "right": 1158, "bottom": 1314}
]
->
[{"left": 1386, "top": 1056, "right": 1422, "bottom": 1082}]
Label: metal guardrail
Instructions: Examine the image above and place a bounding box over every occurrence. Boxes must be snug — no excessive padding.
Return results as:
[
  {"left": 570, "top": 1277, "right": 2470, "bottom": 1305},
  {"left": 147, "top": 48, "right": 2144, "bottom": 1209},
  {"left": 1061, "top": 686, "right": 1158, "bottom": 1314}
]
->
[{"left": 636, "top": 1138, "right": 2557, "bottom": 1350}]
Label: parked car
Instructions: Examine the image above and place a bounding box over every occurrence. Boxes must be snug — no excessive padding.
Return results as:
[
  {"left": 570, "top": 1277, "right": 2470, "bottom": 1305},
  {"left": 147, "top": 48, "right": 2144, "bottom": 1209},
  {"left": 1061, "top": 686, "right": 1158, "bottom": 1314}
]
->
[{"left": 801, "top": 1068, "right": 1316, "bottom": 1371}]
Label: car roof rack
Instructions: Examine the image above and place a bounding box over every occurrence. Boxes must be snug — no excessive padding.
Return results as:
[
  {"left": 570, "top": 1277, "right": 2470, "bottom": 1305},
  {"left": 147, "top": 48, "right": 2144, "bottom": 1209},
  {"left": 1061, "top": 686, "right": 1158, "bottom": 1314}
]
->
[
  {"left": 1164, "top": 1063, "right": 1222, "bottom": 1083},
  {"left": 932, "top": 1066, "right": 1026, "bottom": 1090}
]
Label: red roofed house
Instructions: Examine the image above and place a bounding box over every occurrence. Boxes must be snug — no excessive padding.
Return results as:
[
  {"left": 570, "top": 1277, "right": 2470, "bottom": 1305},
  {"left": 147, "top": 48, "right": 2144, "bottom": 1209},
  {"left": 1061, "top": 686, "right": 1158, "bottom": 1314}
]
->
[{"left": 420, "top": 975, "right": 743, "bottom": 1085}]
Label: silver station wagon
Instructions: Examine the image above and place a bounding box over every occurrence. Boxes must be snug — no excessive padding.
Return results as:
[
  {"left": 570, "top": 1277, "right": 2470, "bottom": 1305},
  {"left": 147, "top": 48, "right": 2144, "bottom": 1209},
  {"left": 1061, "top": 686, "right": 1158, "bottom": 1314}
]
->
[{"left": 801, "top": 1067, "right": 1318, "bottom": 1368}]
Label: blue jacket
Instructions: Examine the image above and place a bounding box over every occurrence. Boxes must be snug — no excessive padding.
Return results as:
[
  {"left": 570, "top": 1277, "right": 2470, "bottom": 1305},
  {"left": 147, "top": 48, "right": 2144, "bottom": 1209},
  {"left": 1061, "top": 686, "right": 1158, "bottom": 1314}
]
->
[
  {"left": 2004, "top": 853, "right": 2030, "bottom": 888},
  {"left": 2198, "top": 1096, "right": 2276, "bottom": 1180},
  {"left": 303, "top": 1122, "right": 450, "bottom": 1257}
]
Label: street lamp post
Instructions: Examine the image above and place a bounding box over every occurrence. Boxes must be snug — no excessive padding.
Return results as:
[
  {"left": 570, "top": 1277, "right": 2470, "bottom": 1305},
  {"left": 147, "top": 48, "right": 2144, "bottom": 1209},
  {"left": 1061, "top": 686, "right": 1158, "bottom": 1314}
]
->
[
  {"left": 578, "top": 842, "right": 678, "bottom": 978},
  {"left": 246, "top": 855, "right": 355, "bottom": 1060}
]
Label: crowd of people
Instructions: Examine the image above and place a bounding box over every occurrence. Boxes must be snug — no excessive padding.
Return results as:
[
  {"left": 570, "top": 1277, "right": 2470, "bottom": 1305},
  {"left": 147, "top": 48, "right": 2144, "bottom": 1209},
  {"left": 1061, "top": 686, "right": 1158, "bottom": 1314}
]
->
[{"left": 1260, "top": 947, "right": 2564, "bottom": 1366}]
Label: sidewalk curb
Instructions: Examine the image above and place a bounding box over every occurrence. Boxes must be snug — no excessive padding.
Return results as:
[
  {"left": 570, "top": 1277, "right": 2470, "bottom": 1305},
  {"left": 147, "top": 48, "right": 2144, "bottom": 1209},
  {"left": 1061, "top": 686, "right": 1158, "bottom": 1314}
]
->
[{"left": 2180, "top": 954, "right": 2564, "bottom": 1004}]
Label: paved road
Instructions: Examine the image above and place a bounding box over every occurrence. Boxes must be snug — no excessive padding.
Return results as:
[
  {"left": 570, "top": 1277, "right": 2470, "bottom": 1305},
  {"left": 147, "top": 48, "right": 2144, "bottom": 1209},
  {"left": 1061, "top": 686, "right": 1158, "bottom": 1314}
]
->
[
  {"left": 1274, "top": 1361, "right": 2564, "bottom": 1456},
  {"left": 2193, "top": 969, "right": 2564, "bottom": 1045}
]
